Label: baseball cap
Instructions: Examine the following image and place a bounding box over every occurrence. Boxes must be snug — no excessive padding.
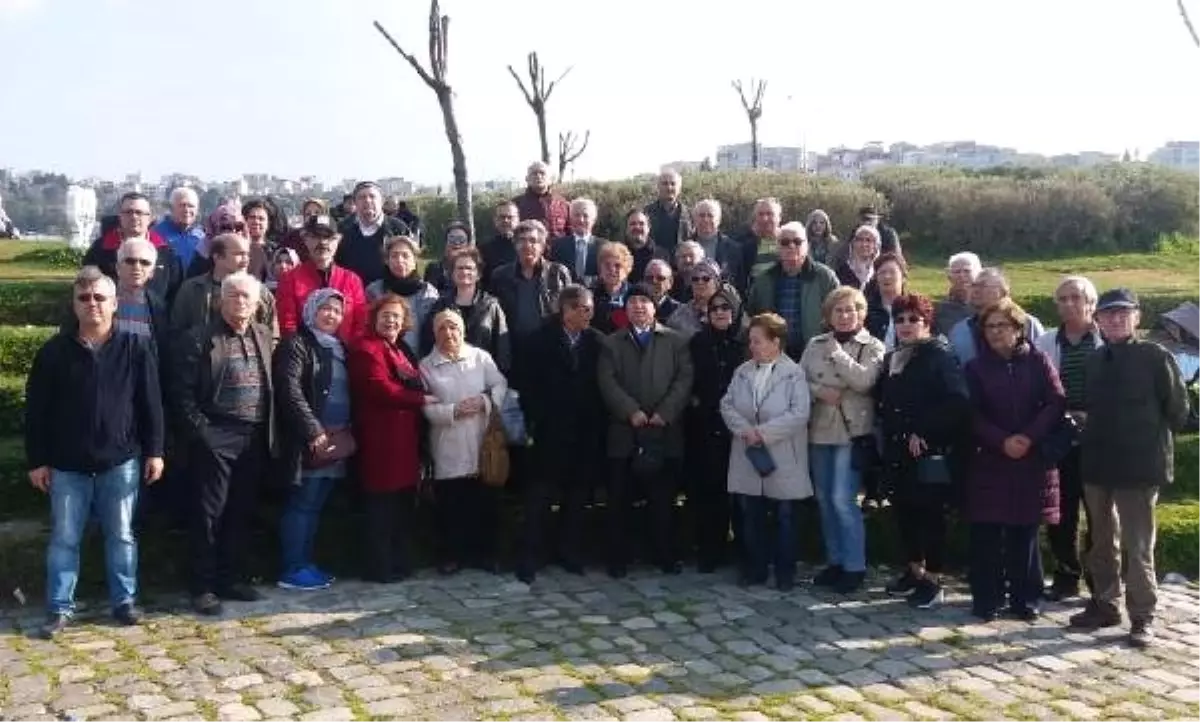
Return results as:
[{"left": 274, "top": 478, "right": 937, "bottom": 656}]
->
[
  {"left": 1096, "top": 288, "right": 1139, "bottom": 312},
  {"left": 303, "top": 214, "right": 339, "bottom": 239}
]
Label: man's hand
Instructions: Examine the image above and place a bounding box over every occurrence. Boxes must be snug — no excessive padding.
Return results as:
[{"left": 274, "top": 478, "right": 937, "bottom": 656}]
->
[
  {"left": 907, "top": 434, "right": 927, "bottom": 458},
  {"left": 629, "top": 410, "right": 649, "bottom": 428},
  {"left": 815, "top": 387, "right": 842, "bottom": 406},
  {"left": 29, "top": 466, "right": 51, "bottom": 493},
  {"left": 648, "top": 413, "right": 667, "bottom": 427},
  {"left": 144, "top": 457, "right": 165, "bottom": 484}
]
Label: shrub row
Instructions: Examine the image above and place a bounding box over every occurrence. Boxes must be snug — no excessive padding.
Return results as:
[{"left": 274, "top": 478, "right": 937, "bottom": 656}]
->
[
  {"left": 0, "top": 325, "right": 54, "bottom": 375},
  {"left": 0, "top": 281, "right": 66, "bottom": 327}
]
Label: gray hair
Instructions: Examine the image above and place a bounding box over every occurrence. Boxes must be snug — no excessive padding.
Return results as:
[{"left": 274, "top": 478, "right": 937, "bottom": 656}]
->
[
  {"left": 754, "top": 197, "right": 783, "bottom": 216},
  {"left": 645, "top": 259, "right": 673, "bottom": 278},
  {"left": 569, "top": 197, "right": 597, "bottom": 217},
  {"left": 778, "top": 221, "right": 808, "bottom": 242},
  {"left": 1056, "top": 275, "right": 1098, "bottom": 304},
  {"left": 691, "top": 198, "right": 722, "bottom": 223},
  {"left": 976, "top": 267, "right": 1010, "bottom": 296},
  {"left": 220, "top": 271, "right": 262, "bottom": 303},
  {"left": 658, "top": 167, "right": 682, "bottom": 183},
  {"left": 73, "top": 265, "right": 116, "bottom": 296},
  {"left": 514, "top": 219, "right": 548, "bottom": 243},
  {"left": 851, "top": 225, "right": 881, "bottom": 245},
  {"left": 170, "top": 186, "right": 198, "bottom": 206},
  {"left": 557, "top": 284, "right": 594, "bottom": 312},
  {"left": 947, "top": 252, "right": 982, "bottom": 275},
  {"left": 116, "top": 237, "right": 158, "bottom": 265},
  {"left": 676, "top": 240, "right": 705, "bottom": 260}
]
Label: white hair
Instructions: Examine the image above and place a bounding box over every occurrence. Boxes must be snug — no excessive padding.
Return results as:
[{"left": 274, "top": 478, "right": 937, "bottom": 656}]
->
[
  {"left": 221, "top": 271, "right": 262, "bottom": 303},
  {"left": 852, "top": 225, "right": 881, "bottom": 245},
  {"left": 527, "top": 161, "right": 550, "bottom": 176},
  {"left": 691, "top": 198, "right": 722, "bottom": 223},
  {"left": 645, "top": 259, "right": 673, "bottom": 277},
  {"left": 658, "top": 167, "right": 682, "bottom": 183},
  {"left": 170, "top": 186, "right": 198, "bottom": 206},
  {"left": 976, "top": 267, "right": 1010, "bottom": 295},
  {"left": 778, "top": 221, "right": 808, "bottom": 242},
  {"left": 116, "top": 237, "right": 158, "bottom": 265},
  {"left": 570, "top": 197, "right": 597, "bottom": 217},
  {"left": 947, "top": 252, "right": 982, "bottom": 275},
  {"left": 1057, "top": 275, "right": 1099, "bottom": 304},
  {"left": 676, "top": 240, "right": 704, "bottom": 259}
]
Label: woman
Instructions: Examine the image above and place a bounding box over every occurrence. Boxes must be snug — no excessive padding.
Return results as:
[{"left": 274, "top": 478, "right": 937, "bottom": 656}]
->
[
  {"left": 189, "top": 203, "right": 266, "bottom": 279},
  {"left": 801, "top": 287, "right": 885, "bottom": 594},
  {"left": 806, "top": 210, "right": 842, "bottom": 267},
  {"left": 423, "top": 221, "right": 473, "bottom": 294},
  {"left": 348, "top": 294, "right": 430, "bottom": 582},
  {"left": 266, "top": 247, "right": 298, "bottom": 292},
  {"left": 720, "top": 313, "right": 812, "bottom": 591},
  {"left": 243, "top": 198, "right": 274, "bottom": 260},
  {"left": 591, "top": 242, "right": 633, "bottom": 334},
  {"left": 274, "top": 289, "right": 352, "bottom": 591},
  {"left": 419, "top": 247, "right": 511, "bottom": 371},
  {"left": 965, "top": 298, "right": 1064, "bottom": 621},
  {"left": 275, "top": 217, "right": 368, "bottom": 342},
  {"left": 687, "top": 289, "right": 747, "bottom": 572},
  {"left": 669, "top": 258, "right": 735, "bottom": 338},
  {"left": 865, "top": 252, "right": 908, "bottom": 350},
  {"left": 420, "top": 309, "right": 508, "bottom": 575},
  {"left": 366, "top": 235, "right": 439, "bottom": 353},
  {"left": 835, "top": 226, "right": 881, "bottom": 290},
  {"left": 875, "top": 293, "right": 970, "bottom": 610}
]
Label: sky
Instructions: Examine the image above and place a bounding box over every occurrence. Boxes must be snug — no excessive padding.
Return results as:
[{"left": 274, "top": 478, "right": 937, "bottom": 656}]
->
[{"left": 1, "top": 0, "right": 1197, "bottom": 185}]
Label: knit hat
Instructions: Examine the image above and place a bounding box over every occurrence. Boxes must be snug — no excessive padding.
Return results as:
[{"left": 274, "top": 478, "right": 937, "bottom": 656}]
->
[
  {"left": 690, "top": 258, "right": 722, "bottom": 281},
  {"left": 625, "top": 282, "right": 656, "bottom": 305}
]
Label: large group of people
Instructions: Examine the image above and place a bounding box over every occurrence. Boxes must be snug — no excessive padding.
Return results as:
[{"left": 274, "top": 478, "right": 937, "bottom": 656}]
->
[{"left": 24, "top": 163, "right": 1191, "bottom": 654}]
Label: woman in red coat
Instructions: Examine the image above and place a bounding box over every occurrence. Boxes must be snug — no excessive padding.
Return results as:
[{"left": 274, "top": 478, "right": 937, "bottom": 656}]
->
[{"left": 348, "top": 293, "right": 429, "bottom": 582}]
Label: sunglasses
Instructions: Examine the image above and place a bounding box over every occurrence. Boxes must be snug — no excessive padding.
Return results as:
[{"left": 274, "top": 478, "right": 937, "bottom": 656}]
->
[
  {"left": 778, "top": 238, "right": 802, "bottom": 248},
  {"left": 76, "top": 293, "right": 109, "bottom": 304},
  {"left": 895, "top": 314, "right": 924, "bottom": 325},
  {"left": 691, "top": 275, "right": 712, "bottom": 283},
  {"left": 218, "top": 221, "right": 247, "bottom": 234},
  {"left": 122, "top": 258, "right": 154, "bottom": 267},
  {"left": 710, "top": 303, "right": 733, "bottom": 312}
]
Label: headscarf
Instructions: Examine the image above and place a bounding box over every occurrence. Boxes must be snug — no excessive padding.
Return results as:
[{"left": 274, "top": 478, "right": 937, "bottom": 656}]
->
[
  {"left": 267, "top": 247, "right": 299, "bottom": 289},
  {"left": 199, "top": 201, "right": 244, "bottom": 258},
  {"left": 302, "top": 288, "right": 346, "bottom": 359}
]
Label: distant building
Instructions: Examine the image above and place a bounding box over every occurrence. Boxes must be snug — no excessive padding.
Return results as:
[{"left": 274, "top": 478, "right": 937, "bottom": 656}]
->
[
  {"left": 1149, "top": 141, "right": 1200, "bottom": 174},
  {"left": 378, "top": 177, "right": 414, "bottom": 196},
  {"left": 717, "top": 143, "right": 807, "bottom": 172}
]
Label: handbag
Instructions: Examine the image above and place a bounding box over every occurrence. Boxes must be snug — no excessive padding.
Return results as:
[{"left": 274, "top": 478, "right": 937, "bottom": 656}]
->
[
  {"left": 744, "top": 443, "right": 777, "bottom": 477},
  {"left": 478, "top": 404, "right": 511, "bottom": 487},
  {"left": 916, "top": 454, "right": 952, "bottom": 485},
  {"left": 303, "top": 426, "right": 357, "bottom": 469},
  {"left": 630, "top": 426, "right": 667, "bottom": 479},
  {"left": 834, "top": 344, "right": 880, "bottom": 472},
  {"left": 1038, "top": 413, "right": 1080, "bottom": 466}
]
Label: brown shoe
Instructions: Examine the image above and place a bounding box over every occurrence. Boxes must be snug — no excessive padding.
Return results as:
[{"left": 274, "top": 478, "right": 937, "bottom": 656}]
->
[{"left": 1068, "top": 600, "right": 1121, "bottom": 630}]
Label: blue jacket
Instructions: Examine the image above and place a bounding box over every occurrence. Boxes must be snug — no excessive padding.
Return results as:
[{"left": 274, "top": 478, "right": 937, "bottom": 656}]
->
[
  {"left": 950, "top": 314, "right": 1045, "bottom": 368},
  {"left": 152, "top": 216, "right": 206, "bottom": 270}
]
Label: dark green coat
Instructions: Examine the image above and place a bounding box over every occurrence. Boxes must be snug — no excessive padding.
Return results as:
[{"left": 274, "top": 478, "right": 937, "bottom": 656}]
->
[
  {"left": 597, "top": 324, "right": 694, "bottom": 459},
  {"left": 744, "top": 258, "right": 839, "bottom": 355}
]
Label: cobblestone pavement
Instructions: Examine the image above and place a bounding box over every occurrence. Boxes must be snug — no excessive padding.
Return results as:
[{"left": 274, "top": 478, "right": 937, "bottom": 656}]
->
[{"left": 1, "top": 568, "right": 1198, "bottom": 721}]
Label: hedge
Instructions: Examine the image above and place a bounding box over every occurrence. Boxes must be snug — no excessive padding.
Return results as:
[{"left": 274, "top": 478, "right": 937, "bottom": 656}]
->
[
  {"left": 0, "top": 325, "right": 54, "bottom": 375},
  {"left": 0, "top": 280, "right": 66, "bottom": 326},
  {"left": 0, "top": 374, "right": 24, "bottom": 436}
]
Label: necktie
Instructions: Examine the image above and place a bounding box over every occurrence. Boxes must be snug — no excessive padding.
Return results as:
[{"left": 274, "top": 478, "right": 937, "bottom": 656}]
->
[{"left": 576, "top": 237, "right": 587, "bottom": 277}]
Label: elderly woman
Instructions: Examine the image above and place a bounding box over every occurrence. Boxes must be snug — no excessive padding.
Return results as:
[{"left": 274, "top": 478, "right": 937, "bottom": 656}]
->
[
  {"left": 806, "top": 209, "right": 843, "bottom": 267},
  {"left": 875, "top": 293, "right": 970, "bottom": 610},
  {"left": 275, "top": 216, "right": 367, "bottom": 343},
  {"left": 671, "top": 240, "right": 705, "bottom": 301},
  {"left": 801, "top": 287, "right": 886, "bottom": 594},
  {"left": 836, "top": 226, "right": 882, "bottom": 290},
  {"left": 420, "top": 309, "right": 508, "bottom": 575},
  {"left": 964, "top": 298, "right": 1065, "bottom": 621},
  {"left": 668, "top": 258, "right": 735, "bottom": 338},
  {"left": 366, "top": 234, "right": 439, "bottom": 353},
  {"left": 420, "top": 246, "right": 511, "bottom": 371},
  {"left": 864, "top": 253, "right": 908, "bottom": 350},
  {"left": 720, "top": 313, "right": 812, "bottom": 591},
  {"left": 591, "top": 242, "right": 634, "bottom": 334},
  {"left": 273, "top": 289, "right": 352, "bottom": 591},
  {"left": 349, "top": 294, "right": 430, "bottom": 582},
  {"left": 423, "top": 221, "right": 473, "bottom": 294}
]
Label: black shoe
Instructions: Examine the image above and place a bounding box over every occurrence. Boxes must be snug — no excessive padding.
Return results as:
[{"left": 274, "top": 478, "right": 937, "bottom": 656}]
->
[
  {"left": 113, "top": 602, "right": 142, "bottom": 626},
  {"left": 908, "top": 578, "right": 943, "bottom": 609},
  {"left": 560, "top": 560, "right": 585, "bottom": 576},
  {"left": 834, "top": 571, "right": 866, "bottom": 594},
  {"left": 217, "top": 583, "right": 263, "bottom": 602},
  {"left": 1010, "top": 605, "right": 1040, "bottom": 622},
  {"left": 192, "top": 592, "right": 223, "bottom": 617},
  {"left": 1129, "top": 619, "right": 1154, "bottom": 648},
  {"left": 697, "top": 560, "right": 717, "bottom": 574},
  {"left": 607, "top": 564, "right": 628, "bottom": 579},
  {"left": 1045, "top": 578, "right": 1081, "bottom": 602},
  {"left": 972, "top": 607, "right": 998, "bottom": 622},
  {"left": 813, "top": 565, "right": 844, "bottom": 587},
  {"left": 38, "top": 613, "right": 70, "bottom": 639},
  {"left": 886, "top": 570, "right": 920, "bottom": 596},
  {"left": 364, "top": 570, "right": 409, "bottom": 584},
  {"left": 659, "top": 560, "right": 683, "bottom": 575},
  {"left": 437, "top": 562, "right": 461, "bottom": 576},
  {"left": 470, "top": 559, "right": 500, "bottom": 574},
  {"left": 738, "top": 571, "right": 768, "bottom": 588},
  {"left": 1068, "top": 600, "right": 1122, "bottom": 630},
  {"left": 776, "top": 576, "right": 795, "bottom": 592},
  {"left": 516, "top": 567, "right": 536, "bottom": 585}
]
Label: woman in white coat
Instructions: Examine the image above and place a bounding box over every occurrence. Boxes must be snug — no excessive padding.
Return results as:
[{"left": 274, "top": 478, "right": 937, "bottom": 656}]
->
[
  {"left": 720, "top": 312, "right": 813, "bottom": 591},
  {"left": 420, "top": 308, "right": 508, "bottom": 575}
]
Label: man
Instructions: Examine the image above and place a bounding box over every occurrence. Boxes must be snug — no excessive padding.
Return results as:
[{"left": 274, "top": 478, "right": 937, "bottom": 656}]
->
[
  {"left": 335, "top": 181, "right": 411, "bottom": 286},
  {"left": 1069, "top": 288, "right": 1189, "bottom": 648},
  {"left": 691, "top": 199, "right": 745, "bottom": 294},
  {"left": 393, "top": 200, "right": 423, "bottom": 243},
  {"left": 171, "top": 272, "right": 276, "bottom": 616},
  {"left": 933, "top": 252, "right": 982, "bottom": 337},
  {"left": 597, "top": 284, "right": 694, "bottom": 578},
  {"left": 1035, "top": 276, "right": 1104, "bottom": 601},
  {"left": 644, "top": 259, "right": 682, "bottom": 323},
  {"left": 330, "top": 193, "right": 354, "bottom": 225},
  {"left": 549, "top": 198, "right": 605, "bottom": 285},
  {"left": 737, "top": 197, "right": 784, "bottom": 289},
  {"left": 643, "top": 168, "right": 691, "bottom": 254},
  {"left": 512, "top": 161, "right": 569, "bottom": 239},
  {"left": 744, "top": 222, "right": 839, "bottom": 358},
  {"left": 624, "top": 209, "right": 670, "bottom": 284},
  {"left": 480, "top": 201, "right": 519, "bottom": 291},
  {"left": 491, "top": 220, "right": 572, "bottom": 350},
  {"left": 26, "top": 267, "right": 164, "bottom": 638},
  {"left": 111, "top": 238, "right": 170, "bottom": 357},
  {"left": 153, "top": 187, "right": 206, "bottom": 270},
  {"left": 171, "top": 233, "right": 278, "bottom": 337},
  {"left": 84, "top": 192, "right": 185, "bottom": 304},
  {"left": 515, "top": 285, "right": 606, "bottom": 584},
  {"left": 948, "top": 267, "right": 1045, "bottom": 366},
  {"left": 858, "top": 206, "right": 902, "bottom": 257}
]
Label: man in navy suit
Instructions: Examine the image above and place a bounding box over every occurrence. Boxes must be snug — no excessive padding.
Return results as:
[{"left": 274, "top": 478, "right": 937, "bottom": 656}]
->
[{"left": 549, "top": 198, "right": 605, "bottom": 286}]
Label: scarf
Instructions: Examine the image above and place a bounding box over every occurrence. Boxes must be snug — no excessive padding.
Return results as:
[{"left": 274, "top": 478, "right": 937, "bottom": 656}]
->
[
  {"left": 302, "top": 288, "right": 346, "bottom": 360},
  {"left": 889, "top": 336, "right": 934, "bottom": 376},
  {"left": 382, "top": 267, "right": 426, "bottom": 296},
  {"left": 833, "top": 330, "right": 857, "bottom": 344}
]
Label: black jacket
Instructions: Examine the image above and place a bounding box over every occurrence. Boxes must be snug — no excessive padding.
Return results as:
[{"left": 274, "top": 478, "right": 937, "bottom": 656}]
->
[
  {"left": 549, "top": 235, "right": 603, "bottom": 283},
  {"left": 628, "top": 241, "right": 671, "bottom": 285},
  {"left": 334, "top": 215, "right": 411, "bottom": 287},
  {"left": 864, "top": 282, "right": 892, "bottom": 343},
  {"left": 423, "top": 261, "right": 454, "bottom": 295},
  {"left": 25, "top": 330, "right": 164, "bottom": 473},
  {"left": 517, "top": 320, "right": 606, "bottom": 469},
  {"left": 693, "top": 233, "right": 747, "bottom": 294},
  {"left": 419, "top": 290, "right": 511, "bottom": 371},
  {"left": 490, "top": 260, "right": 572, "bottom": 341},
  {"left": 688, "top": 325, "right": 746, "bottom": 439},
  {"left": 480, "top": 234, "right": 517, "bottom": 291},
  {"left": 272, "top": 329, "right": 337, "bottom": 487}
]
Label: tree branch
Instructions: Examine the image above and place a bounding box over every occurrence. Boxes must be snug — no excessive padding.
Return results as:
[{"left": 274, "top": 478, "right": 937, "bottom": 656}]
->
[
  {"left": 374, "top": 20, "right": 437, "bottom": 89},
  {"left": 1180, "top": 0, "right": 1200, "bottom": 47},
  {"left": 543, "top": 65, "right": 573, "bottom": 101},
  {"left": 558, "top": 130, "right": 591, "bottom": 178},
  {"left": 507, "top": 64, "right": 536, "bottom": 106}
]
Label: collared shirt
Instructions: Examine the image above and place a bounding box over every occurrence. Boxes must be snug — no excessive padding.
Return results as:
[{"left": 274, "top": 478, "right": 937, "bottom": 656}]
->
[
  {"left": 630, "top": 325, "right": 653, "bottom": 347},
  {"left": 752, "top": 360, "right": 776, "bottom": 406},
  {"left": 357, "top": 215, "right": 382, "bottom": 237},
  {"left": 574, "top": 235, "right": 590, "bottom": 278},
  {"left": 565, "top": 328, "right": 582, "bottom": 347},
  {"left": 1058, "top": 328, "right": 1097, "bottom": 411}
]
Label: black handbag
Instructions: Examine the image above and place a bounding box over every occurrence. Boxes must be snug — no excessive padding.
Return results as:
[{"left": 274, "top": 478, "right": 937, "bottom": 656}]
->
[
  {"left": 744, "top": 443, "right": 777, "bottom": 477},
  {"left": 631, "top": 427, "right": 667, "bottom": 478},
  {"left": 834, "top": 344, "right": 880, "bottom": 472},
  {"left": 917, "top": 454, "right": 952, "bottom": 485},
  {"left": 1038, "top": 413, "right": 1080, "bottom": 466}
]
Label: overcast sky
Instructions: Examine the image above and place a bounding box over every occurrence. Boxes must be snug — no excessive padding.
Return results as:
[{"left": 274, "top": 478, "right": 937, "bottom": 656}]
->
[{"left": 1, "top": 0, "right": 1197, "bottom": 184}]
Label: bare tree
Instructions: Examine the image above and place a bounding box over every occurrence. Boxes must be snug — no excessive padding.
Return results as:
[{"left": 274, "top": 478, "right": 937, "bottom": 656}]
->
[
  {"left": 508, "top": 52, "right": 573, "bottom": 165},
  {"left": 1179, "top": 0, "right": 1200, "bottom": 47},
  {"left": 731, "top": 79, "right": 767, "bottom": 169},
  {"left": 557, "top": 130, "right": 591, "bottom": 179},
  {"left": 374, "top": 0, "right": 474, "bottom": 239}
]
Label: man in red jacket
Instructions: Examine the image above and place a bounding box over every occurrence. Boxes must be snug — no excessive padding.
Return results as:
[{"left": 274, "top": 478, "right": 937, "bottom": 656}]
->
[
  {"left": 275, "top": 216, "right": 367, "bottom": 343},
  {"left": 512, "top": 161, "right": 569, "bottom": 239},
  {"left": 83, "top": 192, "right": 184, "bottom": 304}
]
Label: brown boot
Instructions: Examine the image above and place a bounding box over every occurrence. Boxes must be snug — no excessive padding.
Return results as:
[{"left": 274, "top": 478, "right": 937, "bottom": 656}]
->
[{"left": 1068, "top": 600, "right": 1121, "bottom": 630}]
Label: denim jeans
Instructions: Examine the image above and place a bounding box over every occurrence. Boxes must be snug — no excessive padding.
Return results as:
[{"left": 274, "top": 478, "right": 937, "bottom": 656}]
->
[
  {"left": 809, "top": 444, "right": 867, "bottom": 572},
  {"left": 280, "top": 475, "right": 339, "bottom": 575},
  {"left": 736, "top": 494, "right": 796, "bottom": 583},
  {"left": 46, "top": 458, "right": 140, "bottom": 614}
]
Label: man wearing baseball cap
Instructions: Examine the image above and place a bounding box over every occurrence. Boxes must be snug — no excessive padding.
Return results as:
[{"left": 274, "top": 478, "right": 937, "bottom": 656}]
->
[{"left": 1069, "top": 288, "right": 1190, "bottom": 648}]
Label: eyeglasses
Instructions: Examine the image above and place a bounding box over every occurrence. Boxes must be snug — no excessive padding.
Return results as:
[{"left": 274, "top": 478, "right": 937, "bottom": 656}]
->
[
  {"left": 710, "top": 303, "right": 733, "bottom": 312},
  {"left": 75, "top": 293, "right": 108, "bottom": 304},
  {"left": 778, "top": 238, "right": 802, "bottom": 248},
  {"left": 895, "top": 314, "right": 924, "bottom": 325},
  {"left": 691, "top": 275, "right": 712, "bottom": 283},
  {"left": 120, "top": 209, "right": 150, "bottom": 217},
  {"left": 218, "top": 221, "right": 247, "bottom": 234},
  {"left": 984, "top": 322, "right": 1018, "bottom": 332},
  {"left": 647, "top": 275, "right": 670, "bottom": 282},
  {"left": 122, "top": 258, "right": 154, "bottom": 267}
]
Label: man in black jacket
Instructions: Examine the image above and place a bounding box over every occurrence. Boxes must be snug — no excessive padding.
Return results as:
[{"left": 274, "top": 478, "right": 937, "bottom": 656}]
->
[
  {"left": 26, "top": 267, "right": 164, "bottom": 639},
  {"left": 480, "top": 201, "right": 519, "bottom": 292},
  {"left": 335, "top": 182, "right": 411, "bottom": 286}
]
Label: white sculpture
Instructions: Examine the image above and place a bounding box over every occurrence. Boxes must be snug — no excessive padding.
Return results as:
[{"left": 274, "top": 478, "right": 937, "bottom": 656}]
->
[{"left": 64, "top": 185, "right": 97, "bottom": 250}]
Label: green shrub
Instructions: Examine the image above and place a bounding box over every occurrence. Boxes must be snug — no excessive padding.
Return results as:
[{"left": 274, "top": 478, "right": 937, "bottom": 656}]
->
[
  {"left": 0, "top": 374, "right": 25, "bottom": 436},
  {"left": 11, "top": 246, "right": 86, "bottom": 269},
  {"left": 0, "top": 326, "right": 54, "bottom": 376},
  {"left": 0, "top": 280, "right": 67, "bottom": 327}
]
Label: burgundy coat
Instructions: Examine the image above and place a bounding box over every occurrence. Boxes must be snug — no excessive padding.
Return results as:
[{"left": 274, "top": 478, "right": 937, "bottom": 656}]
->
[
  {"left": 348, "top": 334, "right": 426, "bottom": 493},
  {"left": 964, "top": 343, "right": 1065, "bottom": 526}
]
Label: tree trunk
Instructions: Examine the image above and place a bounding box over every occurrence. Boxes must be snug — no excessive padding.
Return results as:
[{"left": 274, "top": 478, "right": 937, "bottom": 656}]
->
[
  {"left": 536, "top": 111, "right": 550, "bottom": 166},
  {"left": 436, "top": 88, "right": 474, "bottom": 240},
  {"left": 750, "top": 121, "right": 760, "bottom": 169}
]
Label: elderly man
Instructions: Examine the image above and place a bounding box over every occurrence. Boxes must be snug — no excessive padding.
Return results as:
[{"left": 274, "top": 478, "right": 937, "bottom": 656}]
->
[
  {"left": 671, "top": 241, "right": 705, "bottom": 302},
  {"left": 1069, "top": 289, "right": 1190, "bottom": 648},
  {"left": 934, "top": 252, "right": 982, "bottom": 337},
  {"left": 480, "top": 201, "right": 520, "bottom": 291},
  {"left": 153, "top": 187, "right": 206, "bottom": 270},
  {"left": 108, "top": 238, "right": 171, "bottom": 353},
  {"left": 625, "top": 209, "right": 671, "bottom": 284},
  {"left": 172, "top": 272, "right": 276, "bottom": 616},
  {"left": 644, "top": 259, "right": 683, "bottom": 323},
  {"left": 26, "top": 267, "right": 164, "bottom": 638},
  {"left": 643, "top": 168, "right": 691, "bottom": 254},
  {"left": 691, "top": 199, "right": 746, "bottom": 293},
  {"left": 745, "top": 222, "right": 839, "bottom": 358},
  {"left": 948, "top": 267, "right": 1045, "bottom": 366},
  {"left": 598, "top": 284, "right": 694, "bottom": 578},
  {"left": 512, "top": 161, "right": 570, "bottom": 238},
  {"left": 334, "top": 181, "right": 411, "bottom": 286},
  {"left": 171, "top": 233, "right": 278, "bottom": 337},
  {"left": 549, "top": 198, "right": 605, "bottom": 285},
  {"left": 1035, "top": 276, "right": 1104, "bottom": 601},
  {"left": 738, "top": 197, "right": 784, "bottom": 288},
  {"left": 84, "top": 192, "right": 185, "bottom": 304},
  {"left": 491, "top": 220, "right": 572, "bottom": 349}
]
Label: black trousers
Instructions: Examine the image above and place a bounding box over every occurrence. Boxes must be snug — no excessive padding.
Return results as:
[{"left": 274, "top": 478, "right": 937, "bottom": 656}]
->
[
  {"left": 188, "top": 422, "right": 267, "bottom": 596},
  {"left": 433, "top": 476, "right": 499, "bottom": 566},
  {"left": 607, "top": 458, "right": 678, "bottom": 567},
  {"left": 521, "top": 454, "right": 594, "bottom": 571},
  {"left": 969, "top": 522, "right": 1043, "bottom": 613},
  {"left": 1047, "top": 446, "right": 1093, "bottom": 589},
  {"left": 363, "top": 489, "right": 416, "bottom": 580},
  {"left": 893, "top": 493, "right": 948, "bottom": 573},
  {"left": 689, "top": 437, "right": 732, "bottom": 566}
]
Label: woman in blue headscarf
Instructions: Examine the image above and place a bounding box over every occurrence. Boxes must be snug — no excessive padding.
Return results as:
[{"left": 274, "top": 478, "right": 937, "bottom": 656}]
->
[{"left": 273, "top": 287, "right": 354, "bottom": 591}]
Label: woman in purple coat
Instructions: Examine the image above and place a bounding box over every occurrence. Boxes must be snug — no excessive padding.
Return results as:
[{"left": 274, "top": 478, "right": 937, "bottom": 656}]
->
[{"left": 964, "top": 298, "right": 1066, "bottom": 622}]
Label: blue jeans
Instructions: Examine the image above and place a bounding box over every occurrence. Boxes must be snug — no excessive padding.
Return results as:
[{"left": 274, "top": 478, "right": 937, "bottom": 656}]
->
[
  {"left": 46, "top": 458, "right": 140, "bottom": 614},
  {"left": 280, "top": 475, "right": 339, "bottom": 574},
  {"left": 810, "top": 444, "right": 867, "bottom": 572},
  {"left": 736, "top": 494, "right": 796, "bottom": 582}
]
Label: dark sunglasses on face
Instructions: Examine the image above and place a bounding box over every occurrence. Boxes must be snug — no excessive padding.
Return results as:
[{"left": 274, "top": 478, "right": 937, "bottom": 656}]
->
[
  {"left": 710, "top": 303, "right": 733, "bottom": 312},
  {"left": 895, "top": 314, "right": 924, "bottom": 325},
  {"left": 778, "top": 238, "right": 802, "bottom": 248},
  {"left": 76, "top": 293, "right": 108, "bottom": 304},
  {"left": 691, "top": 275, "right": 712, "bottom": 283},
  {"left": 122, "top": 258, "right": 154, "bottom": 267},
  {"left": 218, "top": 221, "right": 246, "bottom": 234}
]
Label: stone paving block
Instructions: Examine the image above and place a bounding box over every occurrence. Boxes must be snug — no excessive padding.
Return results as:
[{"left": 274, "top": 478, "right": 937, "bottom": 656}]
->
[
  {"left": 298, "top": 706, "right": 354, "bottom": 721},
  {"left": 856, "top": 701, "right": 913, "bottom": 720},
  {"left": 677, "top": 706, "right": 720, "bottom": 720},
  {"left": 860, "top": 683, "right": 912, "bottom": 703},
  {"left": 217, "top": 702, "right": 263, "bottom": 721}
]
